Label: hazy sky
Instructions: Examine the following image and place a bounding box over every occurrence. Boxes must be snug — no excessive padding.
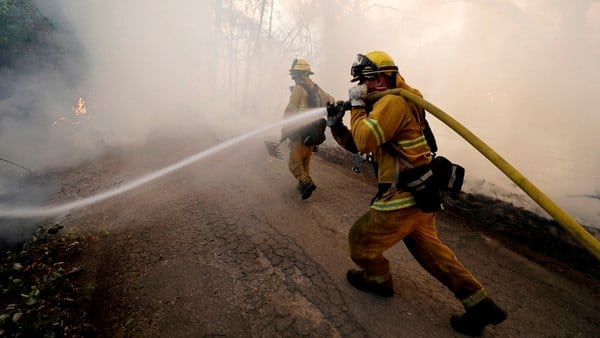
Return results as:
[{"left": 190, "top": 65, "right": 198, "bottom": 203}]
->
[{"left": 1, "top": 0, "right": 598, "bottom": 227}]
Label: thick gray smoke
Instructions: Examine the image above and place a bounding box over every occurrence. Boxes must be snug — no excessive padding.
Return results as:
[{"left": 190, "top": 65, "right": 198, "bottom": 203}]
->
[
  {"left": 323, "top": 1, "right": 600, "bottom": 227},
  {"left": 0, "top": 1, "right": 598, "bottom": 229}
]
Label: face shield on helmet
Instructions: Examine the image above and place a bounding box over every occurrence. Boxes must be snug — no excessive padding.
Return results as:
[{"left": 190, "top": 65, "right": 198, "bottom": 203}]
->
[
  {"left": 351, "top": 54, "right": 378, "bottom": 82},
  {"left": 350, "top": 52, "right": 398, "bottom": 82}
]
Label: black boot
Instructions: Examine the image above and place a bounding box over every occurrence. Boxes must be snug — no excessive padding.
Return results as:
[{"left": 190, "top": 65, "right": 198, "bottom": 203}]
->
[
  {"left": 450, "top": 297, "right": 507, "bottom": 336},
  {"left": 297, "top": 181, "right": 317, "bottom": 200},
  {"left": 346, "top": 269, "right": 394, "bottom": 297}
]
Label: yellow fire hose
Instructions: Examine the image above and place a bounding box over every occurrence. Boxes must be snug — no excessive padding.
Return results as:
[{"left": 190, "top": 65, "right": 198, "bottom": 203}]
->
[{"left": 368, "top": 89, "right": 600, "bottom": 261}]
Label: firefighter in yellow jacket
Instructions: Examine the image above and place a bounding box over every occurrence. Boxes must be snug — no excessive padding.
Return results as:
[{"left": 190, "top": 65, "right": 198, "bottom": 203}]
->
[
  {"left": 282, "top": 58, "right": 334, "bottom": 199},
  {"left": 327, "top": 51, "right": 507, "bottom": 336}
]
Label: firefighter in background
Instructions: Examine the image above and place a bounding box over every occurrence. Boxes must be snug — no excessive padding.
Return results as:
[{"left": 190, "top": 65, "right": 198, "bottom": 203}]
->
[
  {"left": 281, "top": 58, "right": 334, "bottom": 200},
  {"left": 327, "top": 51, "right": 507, "bottom": 336}
]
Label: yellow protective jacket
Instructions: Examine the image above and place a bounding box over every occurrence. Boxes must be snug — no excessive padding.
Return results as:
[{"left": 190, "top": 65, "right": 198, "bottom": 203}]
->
[
  {"left": 281, "top": 78, "right": 334, "bottom": 140},
  {"left": 331, "top": 77, "right": 433, "bottom": 211}
]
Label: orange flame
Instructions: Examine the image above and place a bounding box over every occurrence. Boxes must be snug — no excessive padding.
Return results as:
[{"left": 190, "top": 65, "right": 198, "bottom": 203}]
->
[
  {"left": 72, "top": 97, "right": 87, "bottom": 116},
  {"left": 51, "top": 97, "right": 88, "bottom": 126}
]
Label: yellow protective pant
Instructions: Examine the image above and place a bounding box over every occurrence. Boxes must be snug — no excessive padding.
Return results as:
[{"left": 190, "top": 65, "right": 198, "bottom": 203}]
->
[
  {"left": 349, "top": 206, "right": 485, "bottom": 302},
  {"left": 288, "top": 139, "right": 314, "bottom": 185}
]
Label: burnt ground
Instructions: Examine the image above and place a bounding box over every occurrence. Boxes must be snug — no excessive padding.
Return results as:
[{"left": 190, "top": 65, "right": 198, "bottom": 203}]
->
[{"left": 1, "top": 134, "right": 599, "bottom": 337}]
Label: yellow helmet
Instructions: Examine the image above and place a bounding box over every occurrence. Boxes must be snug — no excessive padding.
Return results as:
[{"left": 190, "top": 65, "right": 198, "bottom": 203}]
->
[
  {"left": 350, "top": 51, "right": 398, "bottom": 82},
  {"left": 289, "top": 58, "right": 314, "bottom": 75}
]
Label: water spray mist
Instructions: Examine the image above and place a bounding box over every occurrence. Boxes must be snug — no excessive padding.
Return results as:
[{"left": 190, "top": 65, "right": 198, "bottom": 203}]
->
[{"left": 0, "top": 108, "right": 326, "bottom": 219}]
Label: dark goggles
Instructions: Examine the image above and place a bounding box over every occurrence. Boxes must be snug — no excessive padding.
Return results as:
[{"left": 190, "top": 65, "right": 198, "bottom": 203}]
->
[{"left": 351, "top": 54, "right": 378, "bottom": 81}]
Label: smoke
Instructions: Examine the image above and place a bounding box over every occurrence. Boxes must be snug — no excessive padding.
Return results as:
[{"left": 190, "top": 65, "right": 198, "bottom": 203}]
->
[
  {"left": 397, "top": 1, "right": 600, "bottom": 228},
  {"left": 0, "top": 1, "right": 598, "bottom": 228},
  {"left": 0, "top": 1, "right": 293, "bottom": 174},
  {"left": 318, "top": 0, "right": 600, "bottom": 227}
]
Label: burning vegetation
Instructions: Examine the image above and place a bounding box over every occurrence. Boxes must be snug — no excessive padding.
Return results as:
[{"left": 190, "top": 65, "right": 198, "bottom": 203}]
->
[{"left": 51, "top": 97, "right": 88, "bottom": 127}]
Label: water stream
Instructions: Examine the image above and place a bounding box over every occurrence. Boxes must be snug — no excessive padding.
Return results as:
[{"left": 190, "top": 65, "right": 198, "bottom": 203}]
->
[{"left": 0, "top": 108, "right": 326, "bottom": 218}]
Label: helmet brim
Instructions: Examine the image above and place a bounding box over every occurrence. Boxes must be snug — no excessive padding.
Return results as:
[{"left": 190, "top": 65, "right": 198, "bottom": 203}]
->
[{"left": 289, "top": 70, "right": 314, "bottom": 75}]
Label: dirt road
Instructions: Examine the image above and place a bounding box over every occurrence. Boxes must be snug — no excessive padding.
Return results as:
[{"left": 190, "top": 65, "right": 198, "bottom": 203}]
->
[{"left": 60, "top": 134, "right": 599, "bottom": 337}]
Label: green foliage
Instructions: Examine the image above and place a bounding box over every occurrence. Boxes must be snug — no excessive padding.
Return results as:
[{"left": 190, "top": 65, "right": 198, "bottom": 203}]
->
[
  {"left": 0, "top": 225, "right": 98, "bottom": 337},
  {"left": 0, "top": 0, "right": 47, "bottom": 65}
]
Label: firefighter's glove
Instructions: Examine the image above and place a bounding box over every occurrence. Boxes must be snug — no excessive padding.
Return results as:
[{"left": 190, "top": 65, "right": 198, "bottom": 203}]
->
[
  {"left": 349, "top": 84, "right": 367, "bottom": 107},
  {"left": 326, "top": 100, "right": 347, "bottom": 127}
]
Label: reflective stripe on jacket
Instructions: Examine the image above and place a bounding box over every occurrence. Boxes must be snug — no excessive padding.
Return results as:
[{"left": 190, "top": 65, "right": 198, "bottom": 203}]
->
[{"left": 350, "top": 94, "right": 433, "bottom": 211}]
